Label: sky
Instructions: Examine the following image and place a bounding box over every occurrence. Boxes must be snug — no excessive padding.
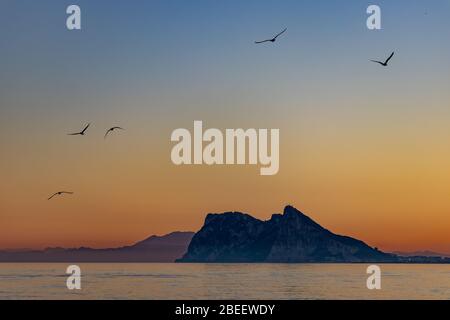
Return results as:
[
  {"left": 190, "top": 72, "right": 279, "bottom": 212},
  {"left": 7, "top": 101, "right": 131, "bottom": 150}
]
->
[{"left": 1, "top": 0, "right": 450, "bottom": 252}]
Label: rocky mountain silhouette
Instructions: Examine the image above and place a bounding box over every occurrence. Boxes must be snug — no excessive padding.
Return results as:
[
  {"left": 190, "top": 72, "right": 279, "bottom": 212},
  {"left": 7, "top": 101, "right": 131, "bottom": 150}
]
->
[{"left": 179, "top": 206, "right": 398, "bottom": 263}]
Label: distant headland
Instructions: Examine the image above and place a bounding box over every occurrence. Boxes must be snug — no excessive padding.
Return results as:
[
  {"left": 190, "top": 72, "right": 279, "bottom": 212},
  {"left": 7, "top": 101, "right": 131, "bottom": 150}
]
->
[{"left": 0, "top": 232, "right": 194, "bottom": 263}]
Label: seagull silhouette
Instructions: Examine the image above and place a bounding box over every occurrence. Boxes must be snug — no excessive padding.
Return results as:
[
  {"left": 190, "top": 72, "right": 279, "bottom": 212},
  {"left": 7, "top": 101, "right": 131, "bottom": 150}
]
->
[
  {"left": 68, "top": 123, "right": 90, "bottom": 136},
  {"left": 371, "top": 51, "right": 395, "bottom": 67},
  {"left": 48, "top": 191, "right": 74, "bottom": 200},
  {"left": 104, "top": 126, "right": 124, "bottom": 139},
  {"left": 255, "top": 28, "right": 287, "bottom": 44}
]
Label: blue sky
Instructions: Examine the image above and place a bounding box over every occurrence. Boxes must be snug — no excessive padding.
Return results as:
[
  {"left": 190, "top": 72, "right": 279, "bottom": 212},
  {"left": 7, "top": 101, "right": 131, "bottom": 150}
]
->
[{"left": 1, "top": 1, "right": 450, "bottom": 251}]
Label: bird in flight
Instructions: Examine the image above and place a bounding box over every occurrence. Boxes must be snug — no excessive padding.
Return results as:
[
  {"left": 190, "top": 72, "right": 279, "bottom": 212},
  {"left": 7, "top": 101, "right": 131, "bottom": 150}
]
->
[
  {"left": 48, "top": 191, "right": 74, "bottom": 200},
  {"left": 68, "top": 123, "right": 90, "bottom": 136},
  {"left": 255, "top": 28, "right": 287, "bottom": 44},
  {"left": 370, "top": 51, "right": 395, "bottom": 67},
  {"left": 104, "top": 126, "right": 125, "bottom": 139}
]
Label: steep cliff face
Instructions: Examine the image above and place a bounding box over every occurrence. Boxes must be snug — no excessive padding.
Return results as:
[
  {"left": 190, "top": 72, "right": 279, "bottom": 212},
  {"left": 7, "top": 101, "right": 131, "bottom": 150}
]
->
[{"left": 179, "top": 206, "right": 397, "bottom": 263}]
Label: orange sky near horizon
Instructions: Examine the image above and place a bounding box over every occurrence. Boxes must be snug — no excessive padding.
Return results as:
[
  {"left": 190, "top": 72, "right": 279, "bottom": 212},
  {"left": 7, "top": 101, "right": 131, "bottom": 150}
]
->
[
  {"left": 1, "top": 1, "right": 450, "bottom": 254},
  {"left": 2, "top": 101, "right": 450, "bottom": 253}
]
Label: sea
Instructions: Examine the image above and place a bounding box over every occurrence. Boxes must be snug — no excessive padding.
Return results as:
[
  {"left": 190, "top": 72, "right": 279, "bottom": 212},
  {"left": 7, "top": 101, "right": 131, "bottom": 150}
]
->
[{"left": 0, "top": 263, "right": 449, "bottom": 300}]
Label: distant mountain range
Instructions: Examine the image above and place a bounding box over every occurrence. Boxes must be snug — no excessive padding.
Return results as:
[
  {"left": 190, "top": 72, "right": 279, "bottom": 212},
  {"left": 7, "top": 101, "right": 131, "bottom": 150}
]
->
[
  {"left": 1, "top": 206, "right": 449, "bottom": 263},
  {"left": 0, "top": 232, "right": 194, "bottom": 262}
]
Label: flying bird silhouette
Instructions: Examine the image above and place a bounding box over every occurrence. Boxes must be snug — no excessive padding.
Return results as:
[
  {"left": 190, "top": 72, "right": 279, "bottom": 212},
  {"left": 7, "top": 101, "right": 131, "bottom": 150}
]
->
[
  {"left": 68, "top": 123, "right": 90, "bottom": 136},
  {"left": 104, "top": 126, "right": 124, "bottom": 139},
  {"left": 371, "top": 51, "right": 395, "bottom": 67},
  {"left": 48, "top": 191, "right": 74, "bottom": 200},
  {"left": 255, "top": 28, "right": 287, "bottom": 44}
]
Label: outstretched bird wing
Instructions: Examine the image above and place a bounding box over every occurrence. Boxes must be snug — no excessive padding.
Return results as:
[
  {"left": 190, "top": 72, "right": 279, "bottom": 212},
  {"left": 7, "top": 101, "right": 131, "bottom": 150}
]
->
[
  {"left": 255, "top": 39, "right": 271, "bottom": 44},
  {"left": 105, "top": 127, "right": 124, "bottom": 139},
  {"left": 104, "top": 129, "right": 113, "bottom": 139},
  {"left": 274, "top": 28, "right": 287, "bottom": 39},
  {"left": 48, "top": 193, "right": 58, "bottom": 200},
  {"left": 48, "top": 191, "right": 73, "bottom": 200},
  {"left": 370, "top": 60, "right": 384, "bottom": 65},
  {"left": 384, "top": 51, "right": 395, "bottom": 64},
  {"left": 81, "top": 123, "right": 90, "bottom": 134}
]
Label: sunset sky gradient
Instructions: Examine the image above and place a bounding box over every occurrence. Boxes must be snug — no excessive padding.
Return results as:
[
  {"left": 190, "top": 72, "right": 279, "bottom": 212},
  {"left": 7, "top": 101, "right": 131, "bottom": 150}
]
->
[{"left": 1, "top": 0, "right": 450, "bottom": 253}]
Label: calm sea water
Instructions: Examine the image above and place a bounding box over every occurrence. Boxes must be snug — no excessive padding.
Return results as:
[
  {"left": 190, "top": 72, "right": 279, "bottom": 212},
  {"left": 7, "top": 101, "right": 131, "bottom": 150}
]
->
[{"left": 0, "top": 263, "right": 449, "bottom": 300}]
